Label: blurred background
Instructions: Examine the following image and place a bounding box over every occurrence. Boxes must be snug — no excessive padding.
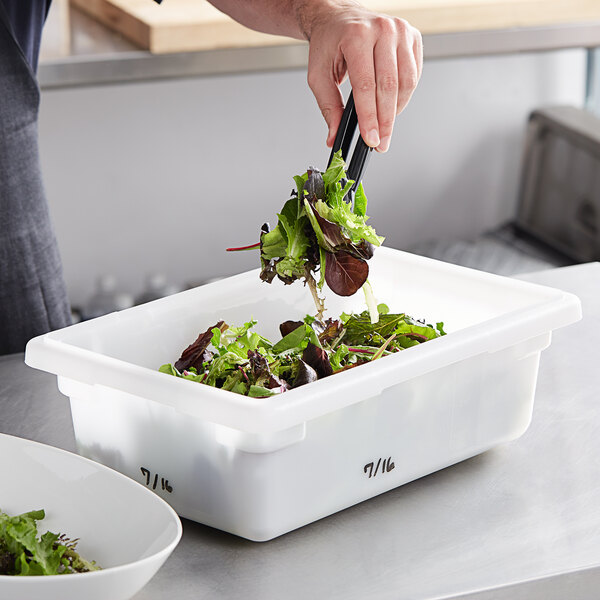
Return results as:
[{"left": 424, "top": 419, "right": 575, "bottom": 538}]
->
[{"left": 37, "top": 0, "right": 600, "bottom": 318}]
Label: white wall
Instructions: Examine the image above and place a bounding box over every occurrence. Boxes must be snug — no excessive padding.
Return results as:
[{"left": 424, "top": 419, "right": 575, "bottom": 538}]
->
[{"left": 38, "top": 49, "right": 586, "bottom": 307}]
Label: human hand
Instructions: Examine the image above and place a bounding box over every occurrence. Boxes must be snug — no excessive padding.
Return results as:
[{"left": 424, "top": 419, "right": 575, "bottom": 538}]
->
[{"left": 302, "top": 1, "right": 423, "bottom": 153}]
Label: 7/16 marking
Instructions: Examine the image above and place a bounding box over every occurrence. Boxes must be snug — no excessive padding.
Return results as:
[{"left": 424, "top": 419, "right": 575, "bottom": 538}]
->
[{"left": 364, "top": 457, "right": 395, "bottom": 478}]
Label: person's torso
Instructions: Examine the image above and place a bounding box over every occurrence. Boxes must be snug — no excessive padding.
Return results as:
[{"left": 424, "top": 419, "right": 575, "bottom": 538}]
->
[{"left": 0, "top": 0, "right": 52, "bottom": 72}]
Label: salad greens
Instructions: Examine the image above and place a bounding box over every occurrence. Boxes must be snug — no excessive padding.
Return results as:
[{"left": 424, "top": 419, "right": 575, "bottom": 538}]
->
[
  {"left": 228, "top": 151, "right": 384, "bottom": 320},
  {"left": 159, "top": 305, "right": 445, "bottom": 398},
  {"left": 170, "top": 154, "right": 448, "bottom": 396},
  {"left": 0, "top": 509, "right": 100, "bottom": 576}
]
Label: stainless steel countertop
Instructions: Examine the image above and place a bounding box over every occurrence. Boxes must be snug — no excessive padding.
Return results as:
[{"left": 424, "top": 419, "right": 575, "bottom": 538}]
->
[
  {"left": 38, "top": 6, "right": 600, "bottom": 89},
  {"left": 1, "top": 262, "right": 599, "bottom": 599}
]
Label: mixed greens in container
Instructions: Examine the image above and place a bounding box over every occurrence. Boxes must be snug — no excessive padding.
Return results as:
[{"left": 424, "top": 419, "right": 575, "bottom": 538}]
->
[
  {"left": 160, "top": 154, "right": 446, "bottom": 397},
  {"left": 160, "top": 306, "right": 445, "bottom": 398},
  {"left": 0, "top": 509, "right": 100, "bottom": 576}
]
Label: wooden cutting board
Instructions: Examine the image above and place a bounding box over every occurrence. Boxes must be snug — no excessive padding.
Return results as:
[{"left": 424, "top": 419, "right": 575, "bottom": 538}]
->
[{"left": 70, "top": 0, "right": 600, "bottom": 54}]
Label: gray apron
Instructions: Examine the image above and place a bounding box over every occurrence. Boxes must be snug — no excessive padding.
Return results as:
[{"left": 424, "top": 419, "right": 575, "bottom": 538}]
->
[{"left": 0, "top": 3, "right": 70, "bottom": 354}]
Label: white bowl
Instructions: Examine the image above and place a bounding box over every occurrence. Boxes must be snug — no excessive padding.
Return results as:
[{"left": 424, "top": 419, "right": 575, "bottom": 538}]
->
[{"left": 0, "top": 433, "right": 182, "bottom": 600}]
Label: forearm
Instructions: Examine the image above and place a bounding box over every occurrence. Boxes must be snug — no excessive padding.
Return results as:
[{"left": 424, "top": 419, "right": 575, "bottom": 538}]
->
[{"left": 206, "top": 0, "right": 360, "bottom": 41}]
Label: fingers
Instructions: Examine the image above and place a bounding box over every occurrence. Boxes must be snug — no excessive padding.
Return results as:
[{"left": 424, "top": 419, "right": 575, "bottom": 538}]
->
[
  {"left": 395, "top": 23, "right": 422, "bottom": 118},
  {"left": 344, "top": 38, "right": 380, "bottom": 149},
  {"left": 344, "top": 16, "right": 421, "bottom": 153},
  {"left": 413, "top": 27, "right": 424, "bottom": 81},
  {"left": 373, "top": 26, "right": 399, "bottom": 153},
  {"left": 306, "top": 11, "right": 422, "bottom": 153}
]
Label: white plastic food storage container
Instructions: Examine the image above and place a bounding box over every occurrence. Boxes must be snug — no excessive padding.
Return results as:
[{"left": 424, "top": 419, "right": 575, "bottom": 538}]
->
[{"left": 25, "top": 248, "right": 581, "bottom": 541}]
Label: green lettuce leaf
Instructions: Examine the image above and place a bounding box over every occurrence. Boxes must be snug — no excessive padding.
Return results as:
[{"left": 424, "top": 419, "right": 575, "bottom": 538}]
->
[
  {"left": 353, "top": 182, "right": 368, "bottom": 217},
  {"left": 0, "top": 509, "right": 99, "bottom": 575}
]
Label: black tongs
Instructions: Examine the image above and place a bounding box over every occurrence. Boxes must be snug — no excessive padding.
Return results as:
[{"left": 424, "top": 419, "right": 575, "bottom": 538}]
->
[{"left": 327, "top": 91, "right": 373, "bottom": 200}]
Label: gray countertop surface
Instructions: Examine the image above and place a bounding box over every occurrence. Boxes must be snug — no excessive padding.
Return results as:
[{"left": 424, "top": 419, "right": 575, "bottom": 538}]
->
[
  {"left": 1, "top": 262, "right": 599, "bottom": 599},
  {"left": 38, "top": 6, "right": 600, "bottom": 89}
]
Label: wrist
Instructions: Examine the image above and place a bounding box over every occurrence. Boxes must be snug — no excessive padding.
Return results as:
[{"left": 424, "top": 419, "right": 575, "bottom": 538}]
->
[{"left": 293, "top": 0, "right": 362, "bottom": 40}]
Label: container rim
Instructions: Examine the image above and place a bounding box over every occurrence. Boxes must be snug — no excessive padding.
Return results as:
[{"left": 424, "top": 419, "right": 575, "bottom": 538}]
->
[{"left": 25, "top": 249, "right": 582, "bottom": 434}]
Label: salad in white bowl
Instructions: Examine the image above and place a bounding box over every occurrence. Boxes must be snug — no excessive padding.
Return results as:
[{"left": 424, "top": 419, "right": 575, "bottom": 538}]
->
[{"left": 0, "top": 433, "right": 182, "bottom": 600}]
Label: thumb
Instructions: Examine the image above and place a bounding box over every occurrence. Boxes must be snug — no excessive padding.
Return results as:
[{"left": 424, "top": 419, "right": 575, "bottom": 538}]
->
[{"left": 307, "top": 66, "right": 345, "bottom": 147}]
